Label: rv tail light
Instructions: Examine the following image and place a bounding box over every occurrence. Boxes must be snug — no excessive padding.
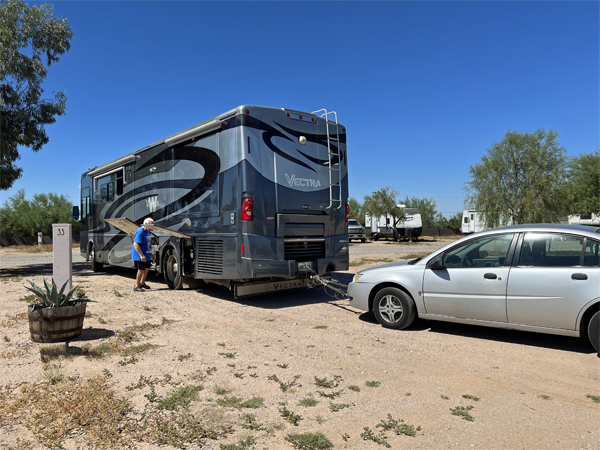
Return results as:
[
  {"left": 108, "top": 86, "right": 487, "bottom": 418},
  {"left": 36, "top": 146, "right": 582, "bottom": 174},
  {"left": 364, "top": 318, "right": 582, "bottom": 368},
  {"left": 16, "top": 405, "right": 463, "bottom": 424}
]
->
[
  {"left": 241, "top": 244, "right": 245, "bottom": 255},
  {"left": 241, "top": 197, "right": 253, "bottom": 221},
  {"left": 345, "top": 202, "right": 349, "bottom": 222}
]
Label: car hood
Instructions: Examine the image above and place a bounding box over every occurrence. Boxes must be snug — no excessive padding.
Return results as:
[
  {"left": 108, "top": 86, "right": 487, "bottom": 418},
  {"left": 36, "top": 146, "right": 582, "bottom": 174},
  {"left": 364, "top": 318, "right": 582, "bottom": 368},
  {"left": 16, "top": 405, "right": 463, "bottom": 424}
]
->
[{"left": 359, "top": 259, "right": 413, "bottom": 273}]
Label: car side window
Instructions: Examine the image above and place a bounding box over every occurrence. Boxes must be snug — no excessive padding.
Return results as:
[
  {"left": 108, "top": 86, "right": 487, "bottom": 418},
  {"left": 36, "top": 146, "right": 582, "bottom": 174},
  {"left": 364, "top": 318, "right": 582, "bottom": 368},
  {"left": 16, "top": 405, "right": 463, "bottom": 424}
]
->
[
  {"left": 584, "top": 239, "right": 600, "bottom": 267},
  {"left": 519, "top": 233, "right": 584, "bottom": 267},
  {"left": 443, "top": 234, "right": 514, "bottom": 268}
]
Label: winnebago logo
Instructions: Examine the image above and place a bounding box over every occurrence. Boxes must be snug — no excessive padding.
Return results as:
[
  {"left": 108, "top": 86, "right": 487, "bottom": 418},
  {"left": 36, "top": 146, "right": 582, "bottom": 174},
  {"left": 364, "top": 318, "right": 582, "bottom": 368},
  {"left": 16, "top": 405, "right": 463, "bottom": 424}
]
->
[
  {"left": 285, "top": 174, "right": 321, "bottom": 188},
  {"left": 145, "top": 196, "right": 159, "bottom": 212}
]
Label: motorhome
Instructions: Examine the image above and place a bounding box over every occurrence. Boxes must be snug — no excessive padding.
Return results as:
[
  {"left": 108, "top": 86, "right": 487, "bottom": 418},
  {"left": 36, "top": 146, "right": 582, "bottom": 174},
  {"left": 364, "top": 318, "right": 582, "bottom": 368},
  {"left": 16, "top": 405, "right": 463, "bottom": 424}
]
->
[
  {"left": 74, "top": 105, "right": 349, "bottom": 297},
  {"left": 365, "top": 207, "right": 423, "bottom": 241}
]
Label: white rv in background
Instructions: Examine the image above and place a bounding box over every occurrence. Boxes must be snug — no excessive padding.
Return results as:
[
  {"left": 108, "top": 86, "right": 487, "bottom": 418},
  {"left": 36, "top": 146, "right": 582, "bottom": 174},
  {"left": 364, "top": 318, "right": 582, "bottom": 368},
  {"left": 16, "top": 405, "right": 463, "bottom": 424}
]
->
[
  {"left": 365, "top": 206, "right": 423, "bottom": 240},
  {"left": 461, "top": 209, "right": 486, "bottom": 234},
  {"left": 568, "top": 213, "right": 600, "bottom": 227},
  {"left": 462, "top": 209, "right": 517, "bottom": 233}
]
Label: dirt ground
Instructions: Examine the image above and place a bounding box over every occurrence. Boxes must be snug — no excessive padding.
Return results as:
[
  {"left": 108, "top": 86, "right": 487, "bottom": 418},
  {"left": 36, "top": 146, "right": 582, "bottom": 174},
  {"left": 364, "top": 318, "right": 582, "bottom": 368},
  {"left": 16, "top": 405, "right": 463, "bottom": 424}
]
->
[{"left": 0, "top": 238, "right": 598, "bottom": 450}]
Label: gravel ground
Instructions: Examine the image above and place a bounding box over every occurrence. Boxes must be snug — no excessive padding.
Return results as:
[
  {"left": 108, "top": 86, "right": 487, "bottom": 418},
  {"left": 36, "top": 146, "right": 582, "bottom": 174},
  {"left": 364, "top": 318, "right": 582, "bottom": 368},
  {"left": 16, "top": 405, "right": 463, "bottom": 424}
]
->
[{"left": 0, "top": 238, "right": 598, "bottom": 450}]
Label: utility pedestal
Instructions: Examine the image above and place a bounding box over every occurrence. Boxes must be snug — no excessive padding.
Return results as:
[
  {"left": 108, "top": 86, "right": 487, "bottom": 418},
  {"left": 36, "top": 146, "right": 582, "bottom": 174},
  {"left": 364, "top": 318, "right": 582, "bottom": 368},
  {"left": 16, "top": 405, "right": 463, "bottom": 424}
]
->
[{"left": 53, "top": 224, "right": 72, "bottom": 291}]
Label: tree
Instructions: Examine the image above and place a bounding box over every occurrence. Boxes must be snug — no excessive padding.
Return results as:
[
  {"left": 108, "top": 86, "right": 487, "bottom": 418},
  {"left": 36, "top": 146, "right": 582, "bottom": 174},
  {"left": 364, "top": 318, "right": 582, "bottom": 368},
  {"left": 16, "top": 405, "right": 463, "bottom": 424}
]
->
[
  {"left": 465, "top": 128, "right": 568, "bottom": 227},
  {"left": 363, "top": 186, "right": 404, "bottom": 240},
  {"left": 0, "top": 189, "right": 78, "bottom": 237},
  {"left": 565, "top": 149, "right": 600, "bottom": 215},
  {"left": 400, "top": 196, "right": 438, "bottom": 228},
  {"left": 348, "top": 197, "right": 362, "bottom": 222},
  {"left": 0, "top": 0, "right": 73, "bottom": 190},
  {"left": 445, "top": 212, "right": 463, "bottom": 230}
]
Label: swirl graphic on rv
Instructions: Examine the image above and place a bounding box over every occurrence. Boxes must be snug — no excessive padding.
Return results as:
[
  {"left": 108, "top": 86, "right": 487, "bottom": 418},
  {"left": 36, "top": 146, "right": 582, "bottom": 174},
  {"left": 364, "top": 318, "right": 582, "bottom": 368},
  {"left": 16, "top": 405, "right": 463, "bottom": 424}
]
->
[
  {"left": 98, "top": 145, "right": 220, "bottom": 260},
  {"left": 97, "top": 145, "right": 220, "bottom": 227},
  {"left": 230, "top": 114, "right": 345, "bottom": 173}
]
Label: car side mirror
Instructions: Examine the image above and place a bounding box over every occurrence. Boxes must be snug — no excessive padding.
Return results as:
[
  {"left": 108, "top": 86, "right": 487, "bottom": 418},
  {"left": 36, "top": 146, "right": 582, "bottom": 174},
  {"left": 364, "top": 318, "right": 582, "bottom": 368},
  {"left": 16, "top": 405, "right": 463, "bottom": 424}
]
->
[
  {"left": 427, "top": 254, "right": 445, "bottom": 270},
  {"left": 72, "top": 206, "right": 80, "bottom": 220}
]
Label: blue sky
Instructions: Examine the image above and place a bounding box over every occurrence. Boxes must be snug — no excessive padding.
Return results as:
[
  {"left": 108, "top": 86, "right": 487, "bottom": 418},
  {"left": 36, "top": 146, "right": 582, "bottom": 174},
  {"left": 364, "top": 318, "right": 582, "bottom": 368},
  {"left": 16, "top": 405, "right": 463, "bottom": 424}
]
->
[{"left": 3, "top": 1, "right": 599, "bottom": 217}]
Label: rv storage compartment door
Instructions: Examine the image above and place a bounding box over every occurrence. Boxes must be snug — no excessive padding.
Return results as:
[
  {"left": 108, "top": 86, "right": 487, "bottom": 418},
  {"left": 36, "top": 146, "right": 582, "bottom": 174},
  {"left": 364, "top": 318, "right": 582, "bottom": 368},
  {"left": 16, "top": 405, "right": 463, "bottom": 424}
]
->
[{"left": 196, "top": 235, "right": 238, "bottom": 279}]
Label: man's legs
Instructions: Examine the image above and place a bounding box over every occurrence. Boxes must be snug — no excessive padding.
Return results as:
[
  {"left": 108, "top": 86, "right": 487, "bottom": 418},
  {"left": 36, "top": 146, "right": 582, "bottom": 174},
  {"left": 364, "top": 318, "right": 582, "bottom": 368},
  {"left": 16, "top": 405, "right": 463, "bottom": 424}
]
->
[
  {"left": 140, "top": 268, "right": 150, "bottom": 286},
  {"left": 135, "top": 269, "right": 144, "bottom": 288}
]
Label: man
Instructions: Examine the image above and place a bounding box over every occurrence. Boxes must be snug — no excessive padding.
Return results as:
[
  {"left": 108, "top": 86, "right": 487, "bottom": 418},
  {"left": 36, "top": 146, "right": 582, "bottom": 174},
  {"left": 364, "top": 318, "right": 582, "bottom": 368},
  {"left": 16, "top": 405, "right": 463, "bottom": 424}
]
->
[{"left": 132, "top": 217, "right": 154, "bottom": 292}]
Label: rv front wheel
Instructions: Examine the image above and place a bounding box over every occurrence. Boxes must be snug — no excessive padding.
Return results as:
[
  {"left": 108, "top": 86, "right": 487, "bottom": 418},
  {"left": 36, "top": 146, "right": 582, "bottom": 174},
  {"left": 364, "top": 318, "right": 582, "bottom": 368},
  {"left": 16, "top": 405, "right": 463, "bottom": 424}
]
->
[
  {"left": 90, "top": 244, "right": 103, "bottom": 272},
  {"left": 164, "top": 248, "right": 183, "bottom": 290}
]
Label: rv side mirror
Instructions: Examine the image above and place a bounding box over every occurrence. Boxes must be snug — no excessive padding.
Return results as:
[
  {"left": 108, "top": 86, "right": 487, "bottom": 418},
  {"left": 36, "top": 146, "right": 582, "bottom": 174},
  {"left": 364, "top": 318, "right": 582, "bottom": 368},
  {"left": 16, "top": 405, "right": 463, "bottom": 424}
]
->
[
  {"left": 72, "top": 206, "right": 80, "bottom": 220},
  {"left": 427, "top": 254, "right": 445, "bottom": 270}
]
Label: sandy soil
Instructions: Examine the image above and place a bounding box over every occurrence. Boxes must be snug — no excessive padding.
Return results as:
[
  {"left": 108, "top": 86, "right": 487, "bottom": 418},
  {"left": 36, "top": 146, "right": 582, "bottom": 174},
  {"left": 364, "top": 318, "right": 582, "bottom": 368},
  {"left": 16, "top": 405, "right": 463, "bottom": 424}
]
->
[{"left": 0, "top": 238, "right": 598, "bottom": 450}]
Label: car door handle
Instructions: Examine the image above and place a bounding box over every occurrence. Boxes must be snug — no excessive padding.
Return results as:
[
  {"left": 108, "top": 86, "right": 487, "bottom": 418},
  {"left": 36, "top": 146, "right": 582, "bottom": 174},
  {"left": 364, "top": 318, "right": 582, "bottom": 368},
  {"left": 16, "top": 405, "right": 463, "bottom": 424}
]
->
[
  {"left": 572, "top": 273, "right": 588, "bottom": 280},
  {"left": 484, "top": 273, "right": 497, "bottom": 279}
]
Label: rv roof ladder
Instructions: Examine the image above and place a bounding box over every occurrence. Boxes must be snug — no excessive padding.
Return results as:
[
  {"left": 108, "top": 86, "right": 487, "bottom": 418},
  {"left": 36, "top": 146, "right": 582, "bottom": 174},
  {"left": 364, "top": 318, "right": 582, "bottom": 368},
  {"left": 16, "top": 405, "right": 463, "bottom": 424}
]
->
[{"left": 312, "top": 109, "right": 342, "bottom": 210}]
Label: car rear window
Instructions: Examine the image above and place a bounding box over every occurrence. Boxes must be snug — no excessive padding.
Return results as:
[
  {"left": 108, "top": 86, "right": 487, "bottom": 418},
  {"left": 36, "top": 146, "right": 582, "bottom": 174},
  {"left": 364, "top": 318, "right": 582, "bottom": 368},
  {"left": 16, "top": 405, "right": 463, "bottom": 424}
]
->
[{"left": 520, "top": 233, "right": 585, "bottom": 267}]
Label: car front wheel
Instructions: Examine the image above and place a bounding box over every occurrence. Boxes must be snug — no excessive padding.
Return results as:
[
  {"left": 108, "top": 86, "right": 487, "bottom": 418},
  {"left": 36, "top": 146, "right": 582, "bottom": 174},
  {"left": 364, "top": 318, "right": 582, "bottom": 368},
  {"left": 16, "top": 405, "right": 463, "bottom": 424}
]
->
[
  {"left": 588, "top": 311, "right": 599, "bottom": 353},
  {"left": 373, "top": 287, "right": 416, "bottom": 330}
]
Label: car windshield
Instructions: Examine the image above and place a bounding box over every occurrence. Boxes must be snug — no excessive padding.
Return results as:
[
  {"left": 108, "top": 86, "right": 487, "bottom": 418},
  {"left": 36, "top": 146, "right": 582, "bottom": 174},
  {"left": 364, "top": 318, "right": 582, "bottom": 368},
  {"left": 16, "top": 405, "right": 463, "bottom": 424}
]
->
[{"left": 348, "top": 220, "right": 360, "bottom": 226}]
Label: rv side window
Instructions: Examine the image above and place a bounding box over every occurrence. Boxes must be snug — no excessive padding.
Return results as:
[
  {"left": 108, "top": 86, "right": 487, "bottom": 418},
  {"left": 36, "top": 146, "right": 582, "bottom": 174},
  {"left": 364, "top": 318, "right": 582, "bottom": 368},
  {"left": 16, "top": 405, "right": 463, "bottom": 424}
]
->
[
  {"left": 81, "top": 187, "right": 90, "bottom": 219},
  {"left": 116, "top": 170, "right": 124, "bottom": 195},
  {"left": 464, "top": 217, "right": 469, "bottom": 224},
  {"left": 107, "top": 182, "right": 115, "bottom": 202},
  {"left": 100, "top": 183, "right": 108, "bottom": 202}
]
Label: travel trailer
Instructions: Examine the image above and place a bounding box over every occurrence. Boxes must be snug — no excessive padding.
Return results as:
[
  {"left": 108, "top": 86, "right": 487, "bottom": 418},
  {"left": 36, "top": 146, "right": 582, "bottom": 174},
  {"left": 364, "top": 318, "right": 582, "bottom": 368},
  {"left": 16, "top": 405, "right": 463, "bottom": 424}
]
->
[
  {"left": 461, "top": 209, "right": 487, "bottom": 234},
  {"left": 568, "top": 213, "right": 600, "bottom": 227},
  {"left": 74, "top": 105, "right": 349, "bottom": 297},
  {"left": 365, "top": 207, "right": 423, "bottom": 240}
]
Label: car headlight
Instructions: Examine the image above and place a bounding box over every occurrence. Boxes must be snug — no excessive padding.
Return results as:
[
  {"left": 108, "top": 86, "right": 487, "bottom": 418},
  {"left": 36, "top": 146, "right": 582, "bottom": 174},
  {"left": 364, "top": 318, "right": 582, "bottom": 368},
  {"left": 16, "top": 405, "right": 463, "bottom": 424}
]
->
[{"left": 352, "top": 273, "right": 363, "bottom": 283}]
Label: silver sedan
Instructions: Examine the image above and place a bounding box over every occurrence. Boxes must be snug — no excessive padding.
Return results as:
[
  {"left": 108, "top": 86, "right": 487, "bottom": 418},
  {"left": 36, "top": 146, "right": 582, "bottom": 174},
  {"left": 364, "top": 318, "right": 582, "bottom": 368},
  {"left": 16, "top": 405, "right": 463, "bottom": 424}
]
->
[{"left": 347, "top": 224, "right": 600, "bottom": 352}]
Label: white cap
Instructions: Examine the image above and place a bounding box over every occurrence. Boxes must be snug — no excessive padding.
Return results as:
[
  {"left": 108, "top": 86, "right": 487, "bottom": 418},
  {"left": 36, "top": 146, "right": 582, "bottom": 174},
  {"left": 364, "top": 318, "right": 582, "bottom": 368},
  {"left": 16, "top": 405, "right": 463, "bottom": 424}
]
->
[{"left": 143, "top": 218, "right": 154, "bottom": 225}]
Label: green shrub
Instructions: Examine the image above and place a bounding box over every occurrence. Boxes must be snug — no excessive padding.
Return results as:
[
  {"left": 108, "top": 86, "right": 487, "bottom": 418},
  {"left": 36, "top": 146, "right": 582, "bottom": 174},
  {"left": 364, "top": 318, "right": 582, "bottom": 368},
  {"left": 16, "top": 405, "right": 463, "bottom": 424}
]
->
[{"left": 285, "top": 432, "right": 333, "bottom": 450}]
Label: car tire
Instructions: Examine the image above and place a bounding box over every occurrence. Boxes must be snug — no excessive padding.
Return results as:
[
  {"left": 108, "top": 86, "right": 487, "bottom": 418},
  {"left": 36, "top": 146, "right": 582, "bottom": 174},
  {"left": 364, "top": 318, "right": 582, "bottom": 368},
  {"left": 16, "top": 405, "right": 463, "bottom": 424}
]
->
[
  {"left": 588, "top": 311, "right": 599, "bottom": 353},
  {"left": 373, "top": 287, "right": 416, "bottom": 330},
  {"left": 164, "top": 247, "right": 183, "bottom": 290},
  {"left": 90, "top": 244, "right": 103, "bottom": 272},
  {"left": 361, "top": 238, "right": 366, "bottom": 243}
]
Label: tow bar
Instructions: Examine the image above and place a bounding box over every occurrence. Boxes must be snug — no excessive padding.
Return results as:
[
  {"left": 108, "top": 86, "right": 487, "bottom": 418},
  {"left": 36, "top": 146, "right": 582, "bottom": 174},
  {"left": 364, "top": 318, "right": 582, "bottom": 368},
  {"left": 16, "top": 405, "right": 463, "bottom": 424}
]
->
[{"left": 308, "top": 274, "right": 348, "bottom": 299}]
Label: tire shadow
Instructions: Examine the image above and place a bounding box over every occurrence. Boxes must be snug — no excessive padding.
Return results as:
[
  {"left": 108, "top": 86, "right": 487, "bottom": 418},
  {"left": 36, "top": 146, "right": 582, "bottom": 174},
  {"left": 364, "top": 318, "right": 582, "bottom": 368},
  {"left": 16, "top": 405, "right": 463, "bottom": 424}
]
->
[{"left": 357, "top": 314, "right": 595, "bottom": 354}]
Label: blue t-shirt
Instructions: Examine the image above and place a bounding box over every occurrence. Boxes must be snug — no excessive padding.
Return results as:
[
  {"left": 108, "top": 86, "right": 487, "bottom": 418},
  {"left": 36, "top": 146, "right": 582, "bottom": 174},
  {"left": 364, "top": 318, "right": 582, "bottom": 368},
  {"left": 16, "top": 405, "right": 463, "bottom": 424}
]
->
[{"left": 132, "top": 227, "right": 152, "bottom": 261}]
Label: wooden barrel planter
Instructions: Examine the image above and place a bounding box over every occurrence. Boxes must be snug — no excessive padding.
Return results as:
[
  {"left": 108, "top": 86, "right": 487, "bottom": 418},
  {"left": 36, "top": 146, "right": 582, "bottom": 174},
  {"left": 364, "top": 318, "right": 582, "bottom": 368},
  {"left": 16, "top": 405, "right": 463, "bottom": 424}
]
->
[{"left": 28, "top": 302, "right": 87, "bottom": 343}]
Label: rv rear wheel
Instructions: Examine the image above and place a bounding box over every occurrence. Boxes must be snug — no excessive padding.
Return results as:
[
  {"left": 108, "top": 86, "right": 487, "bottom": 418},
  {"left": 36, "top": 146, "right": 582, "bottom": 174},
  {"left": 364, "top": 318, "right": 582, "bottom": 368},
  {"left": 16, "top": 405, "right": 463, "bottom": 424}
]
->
[
  {"left": 164, "top": 248, "right": 183, "bottom": 290},
  {"left": 89, "top": 244, "right": 103, "bottom": 272}
]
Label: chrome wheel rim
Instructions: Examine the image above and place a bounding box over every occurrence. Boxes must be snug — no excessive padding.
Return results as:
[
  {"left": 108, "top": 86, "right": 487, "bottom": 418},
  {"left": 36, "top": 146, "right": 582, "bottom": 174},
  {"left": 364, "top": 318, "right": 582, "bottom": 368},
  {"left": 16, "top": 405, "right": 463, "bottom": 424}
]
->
[
  {"left": 378, "top": 295, "right": 403, "bottom": 323},
  {"left": 166, "top": 254, "right": 178, "bottom": 281}
]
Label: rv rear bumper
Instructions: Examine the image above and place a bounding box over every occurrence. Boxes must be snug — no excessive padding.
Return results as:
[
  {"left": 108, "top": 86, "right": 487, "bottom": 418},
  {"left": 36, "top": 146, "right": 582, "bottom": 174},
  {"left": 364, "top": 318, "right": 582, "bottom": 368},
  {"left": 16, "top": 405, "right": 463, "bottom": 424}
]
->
[{"left": 240, "top": 253, "right": 349, "bottom": 279}]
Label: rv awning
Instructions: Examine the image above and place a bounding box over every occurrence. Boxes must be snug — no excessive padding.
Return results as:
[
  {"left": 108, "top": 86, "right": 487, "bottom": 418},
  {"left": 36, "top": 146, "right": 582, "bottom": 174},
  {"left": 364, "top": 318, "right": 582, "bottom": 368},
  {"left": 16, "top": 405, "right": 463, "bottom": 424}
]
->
[
  {"left": 105, "top": 218, "right": 193, "bottom": 239},
  {"left": 106, "top": 218, "right": 151, "bottom": 237},
  {"left": 146, "top": 224, "right": 193, "bottom": 239}
]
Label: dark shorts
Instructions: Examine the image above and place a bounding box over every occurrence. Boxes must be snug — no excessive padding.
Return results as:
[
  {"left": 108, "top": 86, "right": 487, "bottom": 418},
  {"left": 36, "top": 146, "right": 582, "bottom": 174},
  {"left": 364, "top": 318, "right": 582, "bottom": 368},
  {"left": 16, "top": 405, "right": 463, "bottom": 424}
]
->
[{"left": 134, "top": 260, "right": 151, "bottom": 270}]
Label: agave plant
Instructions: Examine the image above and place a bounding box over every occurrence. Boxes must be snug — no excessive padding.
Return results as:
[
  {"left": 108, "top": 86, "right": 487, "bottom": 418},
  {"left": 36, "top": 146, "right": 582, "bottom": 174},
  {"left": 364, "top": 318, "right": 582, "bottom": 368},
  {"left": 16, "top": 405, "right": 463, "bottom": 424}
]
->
[{"left": 25, "top": 278, "right": 92, "bottom": 310}]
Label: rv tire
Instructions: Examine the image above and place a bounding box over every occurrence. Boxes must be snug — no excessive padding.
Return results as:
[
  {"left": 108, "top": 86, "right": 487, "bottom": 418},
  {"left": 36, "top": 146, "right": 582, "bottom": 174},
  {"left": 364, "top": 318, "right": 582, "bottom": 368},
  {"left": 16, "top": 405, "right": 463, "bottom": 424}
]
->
[
  {"left": 90, "top": 244, "right": 103, "bottom": 272},
  {"left": 164, "top": 247, "right": 183, "bottom": 290}
]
